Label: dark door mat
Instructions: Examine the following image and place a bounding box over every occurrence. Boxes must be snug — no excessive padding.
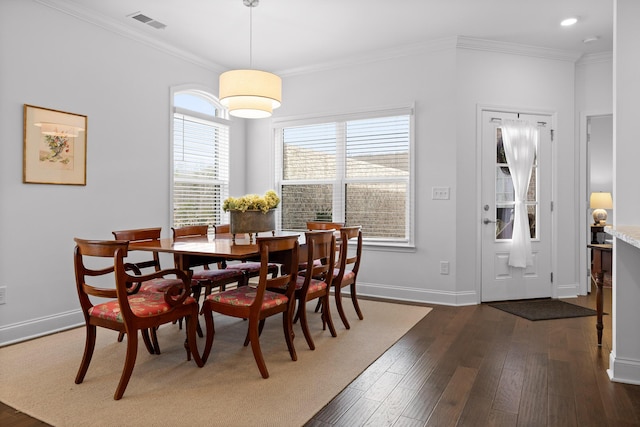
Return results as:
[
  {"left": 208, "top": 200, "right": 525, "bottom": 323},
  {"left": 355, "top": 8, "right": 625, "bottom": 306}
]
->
[{"left": 487, "top": 298, "right": 598, "bottom": 321}]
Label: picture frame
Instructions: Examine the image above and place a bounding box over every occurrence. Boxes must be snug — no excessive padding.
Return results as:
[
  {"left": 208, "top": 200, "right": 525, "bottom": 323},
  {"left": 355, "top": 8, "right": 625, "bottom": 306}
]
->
[{"left": 23, "top": 104, "right": 87, "bottom": 185}]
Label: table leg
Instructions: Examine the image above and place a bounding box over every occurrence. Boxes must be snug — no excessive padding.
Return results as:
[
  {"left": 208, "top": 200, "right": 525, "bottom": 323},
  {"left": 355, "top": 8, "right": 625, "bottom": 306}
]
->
[{"left": 595, "top": 270, "right": 604, "bottom": 346}]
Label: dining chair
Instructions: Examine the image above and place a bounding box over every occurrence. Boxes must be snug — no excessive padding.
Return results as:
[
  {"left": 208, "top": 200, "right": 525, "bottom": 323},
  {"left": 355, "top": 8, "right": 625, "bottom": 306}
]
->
[
  {"left": 332, "top": 226, "right": 364, "bottom": 329},
  {"left": 214, "top": 223, "right": 279, "bottom": 282},
  {"left": 274, "top": 230, "right": 337, "bottom": 350},
  {"left": 200, "top": 235, "right": 300, "bottom": 379},
  {"left": 307, "top": 221, "right": 342, "bottom": 311},
  {"left": 112, "top": 227, "right": 185, "bottom": 353},
  {"left": 306, "top": 221, "right": 343, "bottom": 231},
  {"left": 73, "top": 238, "right": 203, "bottom": 400},
  {"left": 171, "top": 225, "right": 245, "bottom": 296}
]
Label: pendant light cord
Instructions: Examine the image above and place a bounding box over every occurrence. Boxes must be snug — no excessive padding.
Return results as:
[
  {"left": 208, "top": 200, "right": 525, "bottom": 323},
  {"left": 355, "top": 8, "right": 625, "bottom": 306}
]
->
[{"left": 249, "top": 4, "right": 253, "bottom": 69}]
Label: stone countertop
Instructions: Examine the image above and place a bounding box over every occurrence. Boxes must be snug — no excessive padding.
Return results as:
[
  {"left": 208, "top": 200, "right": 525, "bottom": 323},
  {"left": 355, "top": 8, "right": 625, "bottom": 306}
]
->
[{"left": 605, "top": 225, "right": 640, "bottom": 250}]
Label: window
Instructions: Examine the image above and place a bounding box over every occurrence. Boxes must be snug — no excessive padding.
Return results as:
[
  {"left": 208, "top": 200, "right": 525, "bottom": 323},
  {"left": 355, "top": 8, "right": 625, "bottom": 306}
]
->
[
  {"left": 275, "top": 108, "right": 414, "bottom": 245},
  {"left": 172, "top": 91, "right": 229, "bottom": 228}
]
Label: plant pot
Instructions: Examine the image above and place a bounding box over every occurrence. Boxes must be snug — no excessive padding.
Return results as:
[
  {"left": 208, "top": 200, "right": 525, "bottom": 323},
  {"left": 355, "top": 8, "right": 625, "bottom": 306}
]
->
[{"left": 229, "top": 209, "right": 276, "bottom": 242}]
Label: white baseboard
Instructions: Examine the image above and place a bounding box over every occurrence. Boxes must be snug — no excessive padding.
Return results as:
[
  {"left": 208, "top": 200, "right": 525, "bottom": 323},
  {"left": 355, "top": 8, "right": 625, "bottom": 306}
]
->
[
  {"left": 0, "top": 309, "right": 84, "bottom": 347},
  {"left": 356, "top": 281, "right": 478, "bottom": 306},
  {"left": 608, "top": 353, "right": 640, "bottom": 385},
  {"left": 555, "top": 282, "right": 579, "bottom": 299}
]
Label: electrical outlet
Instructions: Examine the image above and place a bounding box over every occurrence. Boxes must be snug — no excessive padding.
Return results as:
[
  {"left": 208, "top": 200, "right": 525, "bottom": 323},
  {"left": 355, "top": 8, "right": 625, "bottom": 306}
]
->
[
  {"left": 440, "top": 261, "right": 450, "bottom": 275},
  {"left": 432, "top": 187, "right": 450, "bottom": 200},
  {"left": 0, "top": 286, "right": 6, "bottom": 304}
]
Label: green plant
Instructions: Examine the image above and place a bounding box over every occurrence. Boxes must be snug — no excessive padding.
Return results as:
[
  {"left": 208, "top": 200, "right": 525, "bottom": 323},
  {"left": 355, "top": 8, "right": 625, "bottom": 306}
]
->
[{"left": 223, "top": 190, "right": 280, "bottom": 214}]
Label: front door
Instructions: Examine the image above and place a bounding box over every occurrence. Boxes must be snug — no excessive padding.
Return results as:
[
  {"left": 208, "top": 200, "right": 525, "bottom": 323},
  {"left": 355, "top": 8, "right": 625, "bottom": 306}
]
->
[{"left": 480, "top": 110, "right": 553, "bottom": 301}]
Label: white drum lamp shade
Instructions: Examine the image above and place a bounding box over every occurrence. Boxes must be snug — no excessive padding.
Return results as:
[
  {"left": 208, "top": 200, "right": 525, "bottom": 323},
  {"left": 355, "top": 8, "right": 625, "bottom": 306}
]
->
[{"left": 219, "top": 69, "right": 282, "bottom": 119}]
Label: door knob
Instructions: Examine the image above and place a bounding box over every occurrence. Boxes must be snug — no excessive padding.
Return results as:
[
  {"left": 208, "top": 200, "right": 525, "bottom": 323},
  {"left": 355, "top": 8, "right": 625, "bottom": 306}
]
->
[{"left": 483, "top": 218, "right": 496, "bottom": 224}]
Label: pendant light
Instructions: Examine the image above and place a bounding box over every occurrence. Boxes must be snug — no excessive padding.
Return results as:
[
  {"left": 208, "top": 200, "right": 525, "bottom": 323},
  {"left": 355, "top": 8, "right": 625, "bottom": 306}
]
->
[{"left": 219, "top": 0, "right": 281, "bottom": 119}]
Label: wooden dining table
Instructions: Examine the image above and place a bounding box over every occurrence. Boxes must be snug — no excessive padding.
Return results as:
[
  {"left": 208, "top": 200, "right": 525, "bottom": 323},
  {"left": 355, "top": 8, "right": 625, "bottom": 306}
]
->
[{"left": 128, "top": 231, "right": 304, "bottom": 272}]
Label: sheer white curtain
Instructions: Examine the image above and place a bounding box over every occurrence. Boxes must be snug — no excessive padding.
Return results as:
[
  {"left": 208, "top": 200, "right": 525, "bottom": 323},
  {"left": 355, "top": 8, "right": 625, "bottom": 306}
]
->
[{"left": 502, "top": 120, "right": 538, "bottom": 268}]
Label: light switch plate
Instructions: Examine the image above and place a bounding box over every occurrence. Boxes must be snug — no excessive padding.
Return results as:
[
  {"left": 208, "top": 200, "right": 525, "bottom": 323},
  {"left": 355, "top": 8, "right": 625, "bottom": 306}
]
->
[{"left": 432, "top": 187, "right": 450, "bottom": 200}]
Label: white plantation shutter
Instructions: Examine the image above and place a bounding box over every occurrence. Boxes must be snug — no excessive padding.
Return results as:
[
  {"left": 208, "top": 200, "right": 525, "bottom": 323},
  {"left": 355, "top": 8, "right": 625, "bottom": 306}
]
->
[
  {"left": 276, "top": 108, "right": 413, "bottom": 244},
  {"left": 173, "top": 110, "right": 229, "bottom": 228}
]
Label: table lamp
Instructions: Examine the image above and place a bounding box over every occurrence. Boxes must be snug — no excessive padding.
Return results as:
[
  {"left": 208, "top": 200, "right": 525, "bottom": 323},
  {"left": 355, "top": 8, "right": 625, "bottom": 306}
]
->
[{"left": 590, "top": 192, "right": 612, "bottom": 225}]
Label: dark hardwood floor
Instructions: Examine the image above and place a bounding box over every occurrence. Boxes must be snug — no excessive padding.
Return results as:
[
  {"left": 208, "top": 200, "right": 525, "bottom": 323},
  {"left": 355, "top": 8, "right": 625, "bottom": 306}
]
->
[
  {"left": 306, "top": 286, "right": 639, "bottom": 426},
  {"left": 3, "top": 286, "right": 639, "bottom": 426}
]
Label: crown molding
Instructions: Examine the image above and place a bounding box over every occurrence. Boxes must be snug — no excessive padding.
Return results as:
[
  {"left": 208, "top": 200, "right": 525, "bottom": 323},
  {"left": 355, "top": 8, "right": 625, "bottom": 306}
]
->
[
  {"left": 456, "top": 36, "right": 583, "bottom": 62},
  {"left": 35, "top": 0, "right": 227, "bottom": 74},
  {"left": 576, "top": 51, "right": 613, "bottom": 66},
  {"left": 34, "top": 0, "right": 590, "bottom": 77},
  {"left": 277, "top": 37, "right": 457, "bottom": 77}
]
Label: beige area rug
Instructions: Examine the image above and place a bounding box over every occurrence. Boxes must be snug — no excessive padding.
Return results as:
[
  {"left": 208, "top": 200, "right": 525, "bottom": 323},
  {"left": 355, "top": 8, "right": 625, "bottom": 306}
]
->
[{"left": 0, "top": 299, "right": 430, "bottom": 427}]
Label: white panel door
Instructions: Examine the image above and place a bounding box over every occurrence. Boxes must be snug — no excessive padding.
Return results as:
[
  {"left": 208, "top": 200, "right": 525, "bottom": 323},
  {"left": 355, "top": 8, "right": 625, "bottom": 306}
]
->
[{"left": 481, "top": 110, "right": 553, "bottom": 301}]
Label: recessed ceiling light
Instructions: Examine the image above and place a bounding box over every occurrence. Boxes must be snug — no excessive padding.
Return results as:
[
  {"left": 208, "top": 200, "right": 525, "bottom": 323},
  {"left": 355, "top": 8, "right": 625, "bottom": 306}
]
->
[
  {"left": 583, "top": 36, "right": 600, "bottom": 43},
  {"left": 561, "top": 17, "right": 578, "bottom": 26}
]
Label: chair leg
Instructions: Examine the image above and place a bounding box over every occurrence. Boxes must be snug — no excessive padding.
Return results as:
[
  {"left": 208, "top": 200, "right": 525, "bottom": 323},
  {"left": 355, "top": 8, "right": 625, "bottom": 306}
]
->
[
  {"left": 297, "top": 299, "right": 315, "bottom": 350},
  {"left": 141, "top": 329, "right": 156, "bottom": 354},
  {"left": 244, "top": 319, "right": 265, "bottom": 346},
  {"left": 117, "top": 331, "right": 125, "bottom": 342},
  {"left": 322, "top": 294, "right": 337, "bottom": 337},
  {"left": 247, "top": 318, "right": 269, "bottom": 379},
  {"left": 350, "top": 283, "right": 364, "bottom": 320},
  {"left": 282, "top": 307, "right": 297, "bottom": 361},
  {"left": 184, "top": 312, "right": 204, "bottom": 367},
  {"left": 75, "top": 325, "right": 97, "bottom": 384},
  {"left": 200, "top": 305, "right": 215, "bottom": 363},
  {"left": 150, "top": 327, "right": 161, "bottom": 354},
  {"left": 114, "top": 328, "right": 138, "bottom": 400},
  {"left": 196, "top": 319, "right": 204, "bottom": 338},
  {"left": 335, "top": 285, "right": 350, "bottom": 329},
  {"left": 313, "top": 299, "right": 322, "bottom": 313}
]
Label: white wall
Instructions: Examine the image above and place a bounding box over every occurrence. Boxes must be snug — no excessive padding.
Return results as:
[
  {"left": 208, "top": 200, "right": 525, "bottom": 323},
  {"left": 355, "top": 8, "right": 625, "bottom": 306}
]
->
[
  {"left": 0, "top": 1, "right": 243, "bottom": 344},
  {"left": 455, "top": 47, "right": 578, "bottom": 298},
  {"left": 609, "top": 0, "right": 640, "bottom": 384},
  {"left": 575, "top": 55, "right": 613, "bottom": 293},
  {"left": 0, "top": 0, "right": 596, "bottom": 345},
  {"left": 248, "top": 41, "right": 460, "bottom": 304},
  {"left": 247, "top": 39, "right": 581, "bottom": 304},
  {"left": 589, "top": 116, "right": 614, "bottom": 193}
]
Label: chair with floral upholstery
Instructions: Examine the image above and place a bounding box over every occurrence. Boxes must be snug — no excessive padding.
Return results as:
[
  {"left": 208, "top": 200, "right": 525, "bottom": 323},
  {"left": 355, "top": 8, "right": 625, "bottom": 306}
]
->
[
  {"left": 332, "top": 226, "right": 364, "bottom": 329},
  {"left": 200, "top": 235, "right": 299, "bottom": 379},
  {"left": 214, "top": 223, "right": 279, "bottom": 283},
  {"left": 112, "top": 227, "right": 186, "bottom": 353},
  {"left": 171, "top": 225, "right": 245, "bottom": 296},
  {"left": 73, "top": 238, "right": 203, "bottom": 400},
  {"left": 275, "top": 230, "right": 337, "bottom": 350}
]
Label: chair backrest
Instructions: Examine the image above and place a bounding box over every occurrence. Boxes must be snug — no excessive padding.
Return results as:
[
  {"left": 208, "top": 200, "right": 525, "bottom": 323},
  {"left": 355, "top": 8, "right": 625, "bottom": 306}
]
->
[
  {"left": 112, "top": 227, "right": 163, "bottom": 272},
  {"left": 335, "top": 226, "right": 363, "bottom": 283},
  {"left": 252, "top": 235, "right": 300, "bottom": 308},
  {"left": 171, "top": 225, "right": 222, "bottom": 269},
  {"left": 301, "top": 230, "right": 336, "bottom": 290},
  {"left": 307, "top": 221, "right": 343, "bottom": 231},
  {"left": 214, "top": 224, "right": 230, "bottom": 234},
  {"left": 171, "top": 225, "right": 209, "bottom": 239},
  {"left": 74, "top": 237, "right": 190, "bottom": 324},
  {"left": 74, "top": 238, "right": 130, "bottom": 317}
]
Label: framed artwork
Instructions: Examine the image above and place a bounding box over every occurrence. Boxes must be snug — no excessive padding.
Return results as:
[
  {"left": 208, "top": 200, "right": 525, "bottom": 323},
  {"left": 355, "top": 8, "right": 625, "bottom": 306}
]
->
[{"left": 23, "top": 104, "right": 87, "bottom": 185}]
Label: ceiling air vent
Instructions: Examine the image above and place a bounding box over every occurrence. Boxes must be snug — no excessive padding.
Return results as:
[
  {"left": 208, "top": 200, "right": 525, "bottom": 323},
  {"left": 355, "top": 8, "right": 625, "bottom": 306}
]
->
[{"left": 128, "top": 12, "right": 167, "bottom": 30}]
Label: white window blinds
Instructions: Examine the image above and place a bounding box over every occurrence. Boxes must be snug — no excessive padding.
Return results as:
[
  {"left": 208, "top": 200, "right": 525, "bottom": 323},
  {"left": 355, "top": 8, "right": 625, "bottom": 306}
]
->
[
  {"left": 276, "top": 109, "right": 413, "bottom": 244},
  {"left": 173, "top": 111, "right": 229, "bottom": 227}
]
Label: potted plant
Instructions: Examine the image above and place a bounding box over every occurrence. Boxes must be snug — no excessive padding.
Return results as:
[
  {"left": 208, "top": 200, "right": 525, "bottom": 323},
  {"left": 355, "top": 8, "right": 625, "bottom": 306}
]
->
[{"left": 223, "top": 190, "right": 280, "bottom": 241}]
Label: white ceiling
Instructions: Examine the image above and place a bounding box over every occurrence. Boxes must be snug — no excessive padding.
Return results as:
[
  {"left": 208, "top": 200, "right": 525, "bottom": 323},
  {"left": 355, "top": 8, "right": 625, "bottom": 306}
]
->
[{"left": 45, "top": 0, "right": 613, "bottom": 73}]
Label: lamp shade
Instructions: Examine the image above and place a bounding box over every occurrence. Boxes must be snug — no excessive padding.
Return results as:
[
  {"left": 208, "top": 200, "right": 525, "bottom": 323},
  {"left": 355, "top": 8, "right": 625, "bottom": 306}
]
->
[
  {"left": 219, "top": 69, "right": 282, "bottom": 118},
  {"left": 590, "top": 192, "right": 613, "bottom": 209}
]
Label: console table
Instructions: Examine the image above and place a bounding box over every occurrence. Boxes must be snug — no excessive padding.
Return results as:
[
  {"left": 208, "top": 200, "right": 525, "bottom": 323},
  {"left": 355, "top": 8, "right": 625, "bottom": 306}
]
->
[{"left": 588, "top": 243, "right": 612, "bottom": 346}]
